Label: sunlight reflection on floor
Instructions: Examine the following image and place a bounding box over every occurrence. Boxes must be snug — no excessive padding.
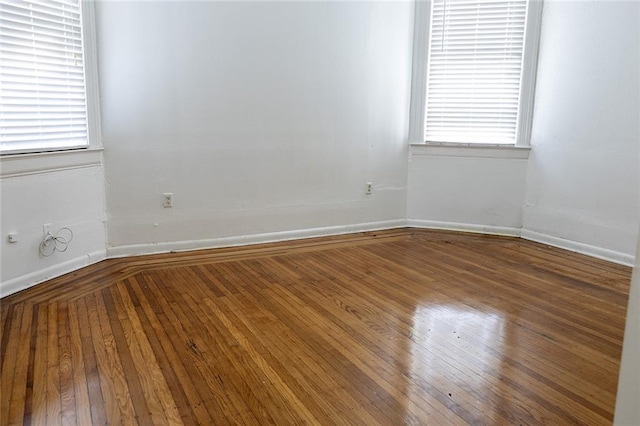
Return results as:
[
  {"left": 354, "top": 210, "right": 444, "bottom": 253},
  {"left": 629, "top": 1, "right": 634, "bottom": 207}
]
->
[{"left": 405, "top": 303, "right": 506, "bottom": 419}]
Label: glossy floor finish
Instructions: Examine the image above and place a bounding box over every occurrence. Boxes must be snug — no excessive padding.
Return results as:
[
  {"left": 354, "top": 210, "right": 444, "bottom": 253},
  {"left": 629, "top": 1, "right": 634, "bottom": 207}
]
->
[{"left": 0, "top": 229, "right": 632, "bottom": 425}]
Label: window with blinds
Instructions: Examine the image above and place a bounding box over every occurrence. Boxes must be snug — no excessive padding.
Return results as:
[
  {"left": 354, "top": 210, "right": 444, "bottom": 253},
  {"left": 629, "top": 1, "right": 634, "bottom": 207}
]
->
[
  {"left": 424, "top": 0, "right": 530, "bottom": 145},
  {"left": 0, "top": 0, "right": 88, "bottom": 154}
]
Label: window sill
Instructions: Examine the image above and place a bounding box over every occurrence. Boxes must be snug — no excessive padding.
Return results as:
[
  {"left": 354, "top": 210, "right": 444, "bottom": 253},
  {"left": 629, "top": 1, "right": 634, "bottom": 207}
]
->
[
  {"left": 410, "top": 143, "right": 530, "bottom": 160},
  {"left": 0, "top": 148, "right": 104, "bottom": 178}
]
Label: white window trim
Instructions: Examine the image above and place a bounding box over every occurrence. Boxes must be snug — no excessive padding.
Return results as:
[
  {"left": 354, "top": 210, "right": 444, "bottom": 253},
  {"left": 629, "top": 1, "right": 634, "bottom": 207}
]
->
[
  {"left": 410, "top": 142, "right": 530, "bottom": 160},
  {"left": 408, "top": 0, "right": 544, "bottom": 148},
  {"left": 81, "top": 0, "right": 102, "bottom": 153},
  {"left": 0, "top": 0, "right": 102, "bottom": 175}
]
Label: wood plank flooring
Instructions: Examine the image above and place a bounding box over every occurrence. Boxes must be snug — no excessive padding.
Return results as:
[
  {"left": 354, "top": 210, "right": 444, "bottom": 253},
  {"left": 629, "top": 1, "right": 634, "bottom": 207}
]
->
[{"left": 0, "top": 228, "right": 632, "bottom": 425}]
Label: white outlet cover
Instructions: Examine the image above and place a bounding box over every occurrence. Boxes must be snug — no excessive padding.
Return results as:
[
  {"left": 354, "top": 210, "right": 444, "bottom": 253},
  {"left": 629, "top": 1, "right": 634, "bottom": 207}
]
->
[{"left": 163, "top": 193, "right": 173, "bottom": 207}]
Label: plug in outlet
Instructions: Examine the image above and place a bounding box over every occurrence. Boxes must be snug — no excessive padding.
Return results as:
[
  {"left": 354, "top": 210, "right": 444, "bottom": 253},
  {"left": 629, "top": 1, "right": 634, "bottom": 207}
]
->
[
  {"left": 43, "top": 223, "right": 52, "bottom": 236},
  {"left": 365, "top": 182, "right": 373, "bottom": 195},
  {"left": 163, "top": 193, "right": 173, "bottom": 208}
]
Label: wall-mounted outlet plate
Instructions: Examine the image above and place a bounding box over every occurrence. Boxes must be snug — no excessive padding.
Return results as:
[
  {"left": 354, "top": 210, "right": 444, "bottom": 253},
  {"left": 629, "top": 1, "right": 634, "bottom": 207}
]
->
[
  {"left": 163, "top": 193, "right": 173, "bottom": 208},
  {"left": 365, "top": 182, "right": 373, "bottom": 195}
]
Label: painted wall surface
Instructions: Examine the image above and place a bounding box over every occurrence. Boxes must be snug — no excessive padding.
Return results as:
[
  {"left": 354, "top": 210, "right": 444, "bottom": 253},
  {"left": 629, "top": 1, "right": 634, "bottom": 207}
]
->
[
  {"left": 2, "top": 0, "right": 638, "bottom": 293},
  {"left": 0, "top": 165, "right": 107, "bottom": 295},
  {"left": 615, "top": 223, "right": 640, "bottom": 424},
  {"left": 407, "top": 150, "right": 528, "bottom": 230},
  {"left": 96, "top": 1, "right": 413, "bottom": 251},
  {"left": 522, "top": 0, "right": 640, "bottom": 257}
]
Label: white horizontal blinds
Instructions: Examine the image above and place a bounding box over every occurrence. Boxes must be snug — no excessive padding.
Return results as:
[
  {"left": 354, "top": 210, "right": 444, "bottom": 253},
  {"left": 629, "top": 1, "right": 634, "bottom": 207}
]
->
[
  {"left": 0, "top": 0, "right": 88, "bottom": 153},
  {"left": 425, "top": 0, "right": 528, "bottom": 144}
]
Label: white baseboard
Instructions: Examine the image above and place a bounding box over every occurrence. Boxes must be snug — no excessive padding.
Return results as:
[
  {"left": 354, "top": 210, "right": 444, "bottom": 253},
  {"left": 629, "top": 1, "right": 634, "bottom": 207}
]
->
[
  {"left": 406, "top": 220, "right": 634, "bottom": 266},
  {"left": 106, "top": 219, "right": 408, "bottom": 258},
  {"left": 407, "top": 219, "right": 521, "bottom": 237},
  {"left": 3, "top": 220, "right": 633, "bottom": 299},
  {"left": 1, "top": 249, "right": 107, "bottom": 298},
  {"left": 520, "top": 229, "right": 634, "bottom": 267}
]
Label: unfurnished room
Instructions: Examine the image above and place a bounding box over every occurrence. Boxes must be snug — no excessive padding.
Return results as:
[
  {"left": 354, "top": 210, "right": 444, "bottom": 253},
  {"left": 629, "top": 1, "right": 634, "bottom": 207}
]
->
[{"left": 1, "top": 0, "right": 639, "bottom": 424}]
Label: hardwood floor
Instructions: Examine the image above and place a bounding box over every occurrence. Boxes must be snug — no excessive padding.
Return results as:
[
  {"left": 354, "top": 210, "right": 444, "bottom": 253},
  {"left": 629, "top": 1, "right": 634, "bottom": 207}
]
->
[{"left": 0, "top": 229, "right": 632, "bottom": 425}]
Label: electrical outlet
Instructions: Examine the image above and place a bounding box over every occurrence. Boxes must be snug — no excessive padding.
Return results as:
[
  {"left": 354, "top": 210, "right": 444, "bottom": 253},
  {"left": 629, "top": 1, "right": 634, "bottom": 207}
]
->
[
  {"left": 43, "top": 223, "right": 52, "bottom": 235},
  {"left": 163, "top": 193, "right": 173, "bottom": 208},
  {"left": 8, "top": 233, "right": 18, "bottom": 243},
  {"left": 365, "top": 182, "right": 373, "bottom": 195}
]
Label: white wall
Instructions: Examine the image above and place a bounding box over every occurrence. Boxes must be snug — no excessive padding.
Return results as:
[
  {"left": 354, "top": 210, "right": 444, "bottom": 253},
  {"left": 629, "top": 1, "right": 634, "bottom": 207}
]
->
[
  {"left": 522, "top": 0, "right": 640, "bottom": 260},
  {"left": 0, "top": 155, "right": 107, "bottom": 296},
  {"left": 96, "top": 1, "right": 413, "bottom": 254},
  {"left": 406, "top": 0, "right": 639, "bottom": 264},
  {"left": 2, "top": 0, "right": 638, "bottom": 292},
  {"left": 407, "top": 146, "right": 529, "bottom": 233}
]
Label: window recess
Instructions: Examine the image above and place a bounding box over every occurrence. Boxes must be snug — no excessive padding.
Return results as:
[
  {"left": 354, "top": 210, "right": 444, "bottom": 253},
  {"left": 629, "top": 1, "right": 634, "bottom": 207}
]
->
[{"left": 414, "top": 0, "right": 543, "bottom": 147}]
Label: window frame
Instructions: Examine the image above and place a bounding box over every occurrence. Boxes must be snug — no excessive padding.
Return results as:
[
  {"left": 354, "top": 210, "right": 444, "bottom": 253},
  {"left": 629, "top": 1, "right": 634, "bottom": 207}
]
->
[
  {"left": 408, "top": 0, "right": 544, "bottom": 148},
  {"left": 0, "top": 0, "right": 102, "bottom": 157}
]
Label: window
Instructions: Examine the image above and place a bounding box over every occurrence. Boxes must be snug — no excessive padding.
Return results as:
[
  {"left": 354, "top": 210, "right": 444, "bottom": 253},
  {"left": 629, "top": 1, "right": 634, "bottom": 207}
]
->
[
  {"left": 0, "top": 0, "right": 95, "bottom": 155},
  {"left": 410, "top": 0, "right": 543, "bottom": 146}
]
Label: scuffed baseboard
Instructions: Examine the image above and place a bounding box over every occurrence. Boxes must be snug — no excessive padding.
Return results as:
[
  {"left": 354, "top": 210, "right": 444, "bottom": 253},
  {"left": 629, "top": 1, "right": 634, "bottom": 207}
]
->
[
  {"left": 520, "top": 229, "right": 634, "bottom": 267},
  {"left": 406, "top": 219, "right": 521, "bottom": 237},
  {"left": 4, "top": 219, "right": 634, "bottom": 299},
  {"left": 407, "top": 219, "right": 634, "bottom": 266},
  {"left": 1, "top": 249, "right": 107, "bottom": 298},
  {"left": 106, "top": 219, "right": 407, "bottom": 258}
]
